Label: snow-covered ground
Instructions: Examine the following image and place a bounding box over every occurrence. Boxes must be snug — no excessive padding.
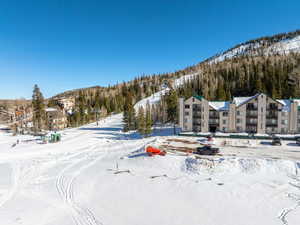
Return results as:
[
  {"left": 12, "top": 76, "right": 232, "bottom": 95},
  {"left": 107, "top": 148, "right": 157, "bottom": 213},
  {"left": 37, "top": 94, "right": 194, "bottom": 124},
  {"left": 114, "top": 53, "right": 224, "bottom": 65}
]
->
[{"left": 0, "top": 112, "right": 300, "bottom": 225}]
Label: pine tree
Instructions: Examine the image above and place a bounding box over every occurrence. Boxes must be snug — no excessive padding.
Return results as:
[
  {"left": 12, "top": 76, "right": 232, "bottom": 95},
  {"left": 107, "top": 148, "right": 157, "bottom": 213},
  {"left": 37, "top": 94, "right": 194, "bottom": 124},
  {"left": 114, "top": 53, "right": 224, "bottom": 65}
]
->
[
  {"left": 137, "top": 106, "right": 145, "bottom": 136},
  {"left": 123, "top": 93, "right": 136, "bottom": 131},
  {"left": 165, "top": 90, "right": 178, "bottom": 134},
  {"left": 123, "top": 110, "right": 130, "bottom": 132},
  {"left": 145, "top": 102, "right": 152, "bottom": 136},
  {"left": 32, "top": 84, "right": 46, "bottom": 133}
]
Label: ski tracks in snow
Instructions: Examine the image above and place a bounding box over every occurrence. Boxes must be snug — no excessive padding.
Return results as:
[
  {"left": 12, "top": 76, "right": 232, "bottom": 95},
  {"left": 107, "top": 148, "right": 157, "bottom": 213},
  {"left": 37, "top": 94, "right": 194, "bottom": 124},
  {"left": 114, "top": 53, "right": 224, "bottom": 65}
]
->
[
  {"left": 55, "top": 139, "right": 150, "bottom": 225},
  {"left": 0, "top": 162, "right": 20, "bottom": 209},
  {"left": 278, "top": 175, "right": 300, "bottom": 225},
  {"left": 56, "top": 144, "right": 105, "bottom": 225}
]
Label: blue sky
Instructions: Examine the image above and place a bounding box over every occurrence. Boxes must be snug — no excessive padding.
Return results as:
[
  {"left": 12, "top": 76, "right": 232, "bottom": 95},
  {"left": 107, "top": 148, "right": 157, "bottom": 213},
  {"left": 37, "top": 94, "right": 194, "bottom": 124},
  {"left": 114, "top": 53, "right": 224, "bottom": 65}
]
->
[{"left": 0, "top": 0, "right": 299, "bottom": 99}]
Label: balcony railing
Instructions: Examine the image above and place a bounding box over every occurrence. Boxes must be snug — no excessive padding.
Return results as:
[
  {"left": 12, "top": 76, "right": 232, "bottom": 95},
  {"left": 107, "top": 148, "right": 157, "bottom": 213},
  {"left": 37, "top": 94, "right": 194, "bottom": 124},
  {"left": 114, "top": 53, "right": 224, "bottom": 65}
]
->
[
  {"left": 246, "top": 120, "right": 257, "bottom": 125},
  {"left": 209, "top": 112, "right": 219, "bottom": 118},
  {"left": 246, "top": 112, "right": 258, "bottom": 118},
  {"left": 193, "top": 105, "right": 201, "bottom": 111},
  {"left": 246, "top": 105, "right": 258, "bottom": 110},
  {"left": 209, "top": 119, "right": 219, "bottom": 125},
  {"left": 266, "top": 113, "right": 278, "bottom": 119},
  {"left": 266, "top": 123, "right": 277, "bottom": 127},
  {"left": 267, "top": 105, "right": 278, "bottom": 110}
]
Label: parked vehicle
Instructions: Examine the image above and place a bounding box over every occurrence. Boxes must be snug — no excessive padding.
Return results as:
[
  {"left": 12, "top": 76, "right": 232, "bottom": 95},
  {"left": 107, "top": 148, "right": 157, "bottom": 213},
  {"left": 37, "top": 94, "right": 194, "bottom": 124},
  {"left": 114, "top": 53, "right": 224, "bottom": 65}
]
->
[
  {"left": 195, "top": 145, "right": 219, "bottom": 155},
  {"left": 295, "top": 137, "right": 300, "bottom": 146},
  {"left": 271, "top": 136, "right": 282, "bottom": 146}
]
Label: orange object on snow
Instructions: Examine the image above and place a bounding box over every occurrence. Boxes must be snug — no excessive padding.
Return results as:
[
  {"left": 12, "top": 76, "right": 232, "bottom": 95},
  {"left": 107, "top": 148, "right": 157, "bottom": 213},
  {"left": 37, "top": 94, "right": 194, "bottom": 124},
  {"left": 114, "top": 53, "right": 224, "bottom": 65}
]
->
[{"left": 146, "top": 146, "right": 166, "bottom": 156}]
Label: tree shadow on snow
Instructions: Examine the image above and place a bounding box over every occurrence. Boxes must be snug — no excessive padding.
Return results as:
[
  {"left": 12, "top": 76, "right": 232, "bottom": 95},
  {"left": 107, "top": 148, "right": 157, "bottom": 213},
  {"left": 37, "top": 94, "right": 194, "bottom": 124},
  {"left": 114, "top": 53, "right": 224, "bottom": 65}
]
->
[
  {"left": 92, "top": 126, "right": 180, "bottom": 141},
  {"left": 260, "top": 141, "right": 273, "bottom": 145},
  {"left": 287, "top": 143, "right": 299, "bottom": 147},
  {"left": 79, "top": 127, "right": 122, "bottom": 132}
]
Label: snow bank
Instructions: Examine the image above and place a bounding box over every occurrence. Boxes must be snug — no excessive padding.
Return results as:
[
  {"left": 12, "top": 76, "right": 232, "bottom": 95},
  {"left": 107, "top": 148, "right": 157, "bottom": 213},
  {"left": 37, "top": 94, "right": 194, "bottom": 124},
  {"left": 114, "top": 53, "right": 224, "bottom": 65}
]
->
[{"left": 184, "top": 157, "right": 300, "bottom": 176}]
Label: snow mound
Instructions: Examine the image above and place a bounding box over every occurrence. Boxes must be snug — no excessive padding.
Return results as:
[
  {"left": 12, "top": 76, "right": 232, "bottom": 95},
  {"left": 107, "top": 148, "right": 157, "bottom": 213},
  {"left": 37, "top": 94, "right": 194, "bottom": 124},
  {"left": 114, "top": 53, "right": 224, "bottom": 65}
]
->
[{"left": 184, "top": 157, "right": 300, "bottom": 176}]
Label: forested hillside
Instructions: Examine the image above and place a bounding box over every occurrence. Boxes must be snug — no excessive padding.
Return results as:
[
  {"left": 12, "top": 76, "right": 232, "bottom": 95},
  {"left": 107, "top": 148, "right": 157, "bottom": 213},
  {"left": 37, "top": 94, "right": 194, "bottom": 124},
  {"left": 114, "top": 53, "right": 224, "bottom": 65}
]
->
[{"left": 177, "top": 53, "right": 300, "bottom": 100}]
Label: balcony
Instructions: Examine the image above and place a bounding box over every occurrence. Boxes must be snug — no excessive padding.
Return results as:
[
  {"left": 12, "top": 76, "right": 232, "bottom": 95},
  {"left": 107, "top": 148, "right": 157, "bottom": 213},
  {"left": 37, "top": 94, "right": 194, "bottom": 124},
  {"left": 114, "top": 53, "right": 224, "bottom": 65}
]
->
[
  {"left": 193, "top": 126, "right": 201, "bottom": 132},
  {"left": 209, "top": 119, "right": 219, "bottom": 125},
  {"left": 246, "top": 120, "right": 257, "bottom": 125},
  {"left": 266, "top": 123, "right": 277, "bottom": 127},
  {"left": 246, "top": 112, "right": 258, "bottom": 118},
  {"left": 193, "top": 111, "right": 201, "bottom": 116},
  {"left": 209, "top": 113, "right": 219, "bottom": 119},
  {"left": 193, "top": 119, "right": 201, "bottom": 125},
  {"left": 246, "top": 105, "right": 258, "bottom": 110},
  {"left": 266, "top": 119, "right": 277, "bottom": 127},
  {"left": 192, "top": 105, "right": 201, "bottom": 111},
  {"left": 266, "top": 113, "right": 278, "bottom": 119},
  {"left": 267, "top": 104, "right": 278, "bottom": 110},
  {"left": 193, "top": 123, "right": 201, "bottom": 127}
]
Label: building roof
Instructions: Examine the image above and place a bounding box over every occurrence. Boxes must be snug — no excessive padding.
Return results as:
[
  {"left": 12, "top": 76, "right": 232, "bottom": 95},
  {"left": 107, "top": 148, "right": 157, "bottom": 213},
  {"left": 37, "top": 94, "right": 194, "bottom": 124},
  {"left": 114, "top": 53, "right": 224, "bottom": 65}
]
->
[
  {"left": 232, "top": 93, "right": 261, "bottom": 107},
  {"left": 292, "top": 99, "right": 300, "bottom": 106},
  {"left": 276, "top": 99, "right": 291, "bottom": 112},
  {"left": 193, "top": 95, "right": 203, "bottom": 101},
  {"left": 209, "top": 101, "right": 230, "bottom": 111},
  {"left": 45, "top": 107, "right": 58, "bottom": 112}
]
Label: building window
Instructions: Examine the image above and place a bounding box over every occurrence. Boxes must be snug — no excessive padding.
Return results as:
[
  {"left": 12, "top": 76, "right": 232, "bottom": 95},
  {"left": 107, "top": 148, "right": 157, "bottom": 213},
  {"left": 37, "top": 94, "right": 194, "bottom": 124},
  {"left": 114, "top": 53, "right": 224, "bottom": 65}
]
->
[
  {"left": 184, "top": 105, "right": 190, "bottom": 109},
  {"left": 184, "top": 118, "right": 188, "bottom": 123},
  {"left": 237, "top": 126, "right": 241, "bottom": 131},
  {"left": 192, "top": 98, "right": 195, "bottom": 102},
  {"left": 237, "top": 111, "right": 240, "bottom": 116},
  {"left": 281, "top": 120, "right": 287, "bottom": 125},
  {"left": 223, "top": 120, "right": 226, "bottom": 125},
  {"left": 298, "top": 119, "right": 300, "bottom": 124},
  {"left": 185, "top": 112, "right": 189, "bottom": 116},
  {"left": 237, "top": 119, "right": 241, "bottom": 124},
  {"left": 223, "top": 112, "right": 228, "bottom": 117}
]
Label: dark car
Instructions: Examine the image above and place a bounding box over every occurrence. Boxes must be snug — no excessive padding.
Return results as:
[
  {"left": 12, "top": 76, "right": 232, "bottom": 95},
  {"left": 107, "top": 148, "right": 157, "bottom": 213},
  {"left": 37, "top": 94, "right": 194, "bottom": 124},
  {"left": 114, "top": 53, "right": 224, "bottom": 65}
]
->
[
  {"left": 271, "top": 137, "right": 282, "bottom": 146},
  {"left": 195, "top": 145, "right": 220, "bottom": 155},
  {"left": 296, "top": 137, "right": 300, "bottom": 146}
]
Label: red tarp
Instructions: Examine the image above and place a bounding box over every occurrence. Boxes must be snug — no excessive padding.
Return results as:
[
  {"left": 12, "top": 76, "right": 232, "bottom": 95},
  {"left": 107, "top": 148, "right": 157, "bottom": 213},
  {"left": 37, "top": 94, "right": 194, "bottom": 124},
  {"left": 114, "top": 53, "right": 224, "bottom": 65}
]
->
[{"left": 146, "top": 146, "right": 166, "bottom": 156}]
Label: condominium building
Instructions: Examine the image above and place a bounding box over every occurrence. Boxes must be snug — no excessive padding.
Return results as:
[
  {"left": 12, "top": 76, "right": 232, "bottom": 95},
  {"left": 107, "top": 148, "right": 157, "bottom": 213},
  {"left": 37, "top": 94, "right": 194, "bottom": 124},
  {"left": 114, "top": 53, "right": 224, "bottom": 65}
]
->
[
  {"left": 179, "top": 93, "right": 300, "bottom": 134},
  {"left": 45, "top": 108, "right": 68, "bottom": 131}
]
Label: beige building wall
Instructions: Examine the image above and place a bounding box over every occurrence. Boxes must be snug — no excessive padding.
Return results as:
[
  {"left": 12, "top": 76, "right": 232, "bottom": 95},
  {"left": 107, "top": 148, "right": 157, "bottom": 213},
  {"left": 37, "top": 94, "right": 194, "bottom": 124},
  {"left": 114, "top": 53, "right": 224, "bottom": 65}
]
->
[
  {"left": 236, "top": 104, "right": 246, "bottom": 132},
  {"left": 179, "top": 98, "right": 184, "bottom": 130},
  {"left": 218, "top": 111, "right": 229, "bottom": 132},
  {"left": 257, "top": 94, "right": 267, "bottom": 134},
  {"left": 201, "top": 99, "right": 209, "bottom": 132},
  {"left": 228, "top": 103, "right": 236, "bottom": 132},
  {"left": 289, "top": 102, "right": 298, "bottom": 133}
]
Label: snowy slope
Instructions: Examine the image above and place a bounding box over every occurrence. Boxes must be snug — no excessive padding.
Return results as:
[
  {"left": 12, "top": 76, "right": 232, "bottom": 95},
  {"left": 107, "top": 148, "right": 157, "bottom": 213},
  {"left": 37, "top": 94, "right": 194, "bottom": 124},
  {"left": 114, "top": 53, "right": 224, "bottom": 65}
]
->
[
  {"left": 134, "top": 73, "right": 196, "bottom": 110},
  {"left": 210, "top": 34, "right": 300, "bottom": 63}
]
